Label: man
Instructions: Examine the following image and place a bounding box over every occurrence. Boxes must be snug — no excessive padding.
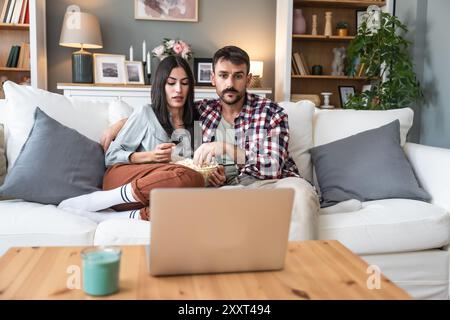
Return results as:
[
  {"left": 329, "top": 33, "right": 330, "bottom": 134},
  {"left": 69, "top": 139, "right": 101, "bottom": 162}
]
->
[{"left": 103, "top": 46, "right": 300, "bottom": 187}]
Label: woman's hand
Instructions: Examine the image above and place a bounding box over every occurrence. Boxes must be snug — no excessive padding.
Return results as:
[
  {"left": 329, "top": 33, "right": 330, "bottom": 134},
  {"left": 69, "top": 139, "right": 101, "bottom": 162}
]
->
[
  {"left": 208, "top": 165, "right": 226, "bottom": 187},
  {"left": 130, "top": 143, "right": 175, "bottom": 163},
  {"left": 100, "top": 118, "right": 127, "bottom": 151}
]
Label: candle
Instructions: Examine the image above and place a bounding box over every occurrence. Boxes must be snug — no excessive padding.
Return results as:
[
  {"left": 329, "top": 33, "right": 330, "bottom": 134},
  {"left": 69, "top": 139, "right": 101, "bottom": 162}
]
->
[
  {"left": 129, "top": 46, "right": 134, "bottom": 61},
  {"left": 147, "top": 52, "right": 151, "bottom": 74},
  {"left": 81, "top": 246, "right": 121, "bottom": 296},
  {"left": 142, "top": 40, "right": 147, "bottom": 62}
]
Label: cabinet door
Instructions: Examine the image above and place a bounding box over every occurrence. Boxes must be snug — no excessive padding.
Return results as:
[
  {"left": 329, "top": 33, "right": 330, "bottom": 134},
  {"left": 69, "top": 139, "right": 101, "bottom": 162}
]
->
[
  {"left": 194, "top": 91, "right": 218, "bottom": 101},
  {"left": 67, "top": 95, "right": 117, "bottom": 104}
]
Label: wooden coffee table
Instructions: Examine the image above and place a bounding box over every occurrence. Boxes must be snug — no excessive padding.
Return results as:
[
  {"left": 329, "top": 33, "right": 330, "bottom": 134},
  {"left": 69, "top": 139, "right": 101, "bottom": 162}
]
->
[{"left": 0, "top": 240, "right": 410, "bottom": 299}]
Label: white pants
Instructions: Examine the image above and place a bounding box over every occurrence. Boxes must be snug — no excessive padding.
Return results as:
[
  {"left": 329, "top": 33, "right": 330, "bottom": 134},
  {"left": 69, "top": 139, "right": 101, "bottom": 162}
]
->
[{"left": 221, "top": 177, "right": 320, "bottom": 241}]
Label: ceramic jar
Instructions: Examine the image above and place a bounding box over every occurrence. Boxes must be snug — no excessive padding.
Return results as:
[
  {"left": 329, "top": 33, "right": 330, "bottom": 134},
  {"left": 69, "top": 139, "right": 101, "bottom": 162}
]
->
[{"left": 293, "top": 9, "right": 306, "bottom": 34}]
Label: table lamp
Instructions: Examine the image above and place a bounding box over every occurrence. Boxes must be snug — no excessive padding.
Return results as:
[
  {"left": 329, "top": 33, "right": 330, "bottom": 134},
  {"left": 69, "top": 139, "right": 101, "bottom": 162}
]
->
[
  {"left": 249, "top": 60, "right": 264, "bottom": 88},
  {"left": 59, "top": 12, "right": 103, "bottom": 83}
]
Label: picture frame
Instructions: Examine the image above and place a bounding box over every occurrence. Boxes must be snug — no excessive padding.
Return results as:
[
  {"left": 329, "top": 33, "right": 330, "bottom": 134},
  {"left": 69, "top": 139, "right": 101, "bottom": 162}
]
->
[
  {"left": 93, "top": 54, "right": 126, "bottom": 85},
  {"left": 135, "top": 0, "right": 198, "bottom": 22},
  {"left": 338, "top": 85, "right": 356, "bottom": 108},
  {"left": 125, "top": 61, "right": 145, "bottom": 85},
  {"left": 362, "top": 84, "right": 372, "bottom": 93},
  {"left": 356, "top": 10, "right": 367, "bottom": 32},
  {"left": 194, "top": 58, "right": 213, "bottom": 86}
]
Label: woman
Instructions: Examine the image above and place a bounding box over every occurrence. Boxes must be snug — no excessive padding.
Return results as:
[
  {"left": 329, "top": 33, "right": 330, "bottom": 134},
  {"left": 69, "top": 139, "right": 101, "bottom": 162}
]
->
[{"left": 58, "top": 56, "right": 205, "bottom": 221}]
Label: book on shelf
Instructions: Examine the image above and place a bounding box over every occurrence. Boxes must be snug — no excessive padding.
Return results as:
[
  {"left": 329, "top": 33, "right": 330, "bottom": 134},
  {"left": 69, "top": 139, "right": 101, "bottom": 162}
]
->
[
  {"left": 23, "top": 0, "right": 28, "bottom": 24},
  {"left": 5, "top": 46, "right": 14, "bottom": 67},
  {"left": 20, "top": 43, "right": 29, "bottom": 68},
  {"left": 11, "top": 0, "right": 23, "bottom": 24},
  {"left": 16, "top": 42, "right": 28, "bottom": 68},
  {"left": 1, "top": 0, "right": 28, "bottom": 23},
  {"left": 291, "top": 54, "right": 300, "bottom": 75},
  {"left": 299, "top": 52, "right": 310, "bottom": 75},
  {"left": 293, "top": 52, "right": 307, "bottom": 76},
  {"left": 19, "top": 0, "right": 28, "bottom": 24},
  {"left": 0, "top": 0, "right": 11, "bottom": 22},
  {"left": 4, "top": 45, "right": 26, "bottom": 68},
  {"left": 5, "top": 0, "right": 16, "bottom": 23},
  {"left": 11, "top": 45, "right": 21, "bottom": 67}
]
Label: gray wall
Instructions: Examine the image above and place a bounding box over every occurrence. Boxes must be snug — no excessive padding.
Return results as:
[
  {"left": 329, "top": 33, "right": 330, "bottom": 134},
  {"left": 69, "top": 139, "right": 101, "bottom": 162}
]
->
[
  {"left": 397, "top": 0, "right": 450, "bottom": 148},
  {"left": 46, "top": 0, "right": 276, "bottom": 94},
  {"left": 419, "top": 0, "right": 450, "bottom": 148}
]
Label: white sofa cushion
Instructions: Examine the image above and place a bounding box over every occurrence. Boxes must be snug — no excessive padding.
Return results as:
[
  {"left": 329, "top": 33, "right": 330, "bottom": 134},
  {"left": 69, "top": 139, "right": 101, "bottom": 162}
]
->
[
  {"left": 279, "top": 100, "right": 315, "bottom": 181},
  {"left": 2, "top": 82, "right": 109, "bottom": 169},
  {"left": 318, "top": 199, "right": 450, "bottom": 255},
  {"left": 313, "top": 108, "right": 414, "bottom": 147},
  {"left": 108, "top": 99, "right": 133, "bottom": 125},
  {"left": 0, "top": 200, "right": 97, "bottom": 248},
  {"left": 94, "top": 219, "right": 150, "bottom": 246}
]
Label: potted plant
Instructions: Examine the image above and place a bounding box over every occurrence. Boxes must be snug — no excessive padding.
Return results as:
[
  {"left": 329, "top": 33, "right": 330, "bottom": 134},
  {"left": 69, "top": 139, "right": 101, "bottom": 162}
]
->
[
  {"left": 345, "top": 11, "right": 423, "bottom": 110},
  {"left": 336, "top": 21, "right": 349, "bottom": 37}
]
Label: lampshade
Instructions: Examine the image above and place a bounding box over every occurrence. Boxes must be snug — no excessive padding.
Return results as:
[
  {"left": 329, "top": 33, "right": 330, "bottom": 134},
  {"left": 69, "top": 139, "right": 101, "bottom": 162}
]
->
[
  {"left": 59, "top": 12, "right": 103, "bottom": 49},
  {"left": 250, "top": 60, "right": 264, "bottom": 78}
]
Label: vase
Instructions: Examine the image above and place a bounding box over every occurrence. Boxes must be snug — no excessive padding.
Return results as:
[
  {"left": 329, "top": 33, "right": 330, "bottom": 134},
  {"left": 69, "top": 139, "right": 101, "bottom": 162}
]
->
[
  {"left": 293, "top": 9, "right": 306, "bottom": 34},
  {"left": 311, "top": 14, "right": 318, "bottom": 35},
  {"left": 324, "top": 11, "right": 333, "bottom": 37}
]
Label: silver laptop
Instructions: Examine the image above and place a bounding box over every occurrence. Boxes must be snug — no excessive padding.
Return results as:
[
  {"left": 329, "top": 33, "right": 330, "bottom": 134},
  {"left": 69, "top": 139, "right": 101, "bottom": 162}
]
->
[{"left": 147, "top": 188, "right": 294, "bottom": 276}]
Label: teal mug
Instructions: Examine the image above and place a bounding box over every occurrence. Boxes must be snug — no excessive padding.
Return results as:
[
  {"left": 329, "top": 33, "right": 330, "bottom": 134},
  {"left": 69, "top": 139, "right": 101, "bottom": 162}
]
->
[{"left": 81, "top": 246, "right": 122, "bottom": 296}]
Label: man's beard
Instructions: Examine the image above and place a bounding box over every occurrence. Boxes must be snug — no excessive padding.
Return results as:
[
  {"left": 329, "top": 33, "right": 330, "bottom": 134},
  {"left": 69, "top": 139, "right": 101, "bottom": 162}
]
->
[{"left": 219, "top": 88, "right": 244, "bottom": 105}]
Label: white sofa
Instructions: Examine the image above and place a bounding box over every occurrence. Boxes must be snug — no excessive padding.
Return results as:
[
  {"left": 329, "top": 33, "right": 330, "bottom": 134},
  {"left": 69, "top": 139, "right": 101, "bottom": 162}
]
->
[{"left": 0, "top": 85, "right": 449, "bottom": 299}]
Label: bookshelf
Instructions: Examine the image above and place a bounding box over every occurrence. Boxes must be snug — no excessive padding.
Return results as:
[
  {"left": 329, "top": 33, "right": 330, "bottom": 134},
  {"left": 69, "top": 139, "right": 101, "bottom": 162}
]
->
[
  {"left": 275, "top": 0, "right": 393, "bottom": 107},
  {"left": 0, "top": 0, "right": 47, "bottom": 98}
]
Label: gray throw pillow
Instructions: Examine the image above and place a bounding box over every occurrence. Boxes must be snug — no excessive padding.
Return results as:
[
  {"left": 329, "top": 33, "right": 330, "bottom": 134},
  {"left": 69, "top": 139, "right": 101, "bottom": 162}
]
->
[
  {"left": 0, "top": 108, "right": 105, "bottom": 205},
  {"left": 0, "top": 123, "right": 6, "bottom": 185},
  {"left": 310, "top": 120, "right": 430, "bottom": 208}
]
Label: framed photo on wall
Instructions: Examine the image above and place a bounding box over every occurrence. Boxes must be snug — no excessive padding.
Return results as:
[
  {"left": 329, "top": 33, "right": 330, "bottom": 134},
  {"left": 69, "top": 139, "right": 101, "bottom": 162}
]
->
[
  {"left": 93, "top": 54, "right": 126, "bottom": 85},
  {"left": 125, "top": 61, "right": 145, "bottom": 84},
  {"left": 194, "top": 58, "right": 213, "bottom": 86},
  {"left": 362, "top": 84, "right": 372, "bottom": 93},
  {"left": 135, "top": 0, "right": 198, "bottom": 22},
  {"left": 356, "top": 10, "right": 367, "bottom": 32},
  {"left": 338, "top": 85, "right": 355, "bottom": 108}
]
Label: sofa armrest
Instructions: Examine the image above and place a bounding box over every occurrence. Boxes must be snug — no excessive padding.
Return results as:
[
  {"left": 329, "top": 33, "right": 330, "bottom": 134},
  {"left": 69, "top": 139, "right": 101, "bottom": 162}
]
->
[{"left": 404, "top": 142, "right": 450, "bottom": 212}]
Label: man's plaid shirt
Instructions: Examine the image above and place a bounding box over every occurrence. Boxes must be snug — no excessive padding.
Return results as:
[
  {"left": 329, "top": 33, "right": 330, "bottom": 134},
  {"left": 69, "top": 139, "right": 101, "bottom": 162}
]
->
[{"left": 196, "top": 93, "right": 300, "bottom": 180}]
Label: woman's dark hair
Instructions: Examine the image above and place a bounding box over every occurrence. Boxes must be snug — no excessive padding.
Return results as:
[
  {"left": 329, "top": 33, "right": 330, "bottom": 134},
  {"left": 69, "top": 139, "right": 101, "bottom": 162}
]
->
[
  {"left": 212, "top": 46, "right": 250, "bottom": 74},
  {"left": 151, "top": 55, "right": 196, "bottom": 138}
]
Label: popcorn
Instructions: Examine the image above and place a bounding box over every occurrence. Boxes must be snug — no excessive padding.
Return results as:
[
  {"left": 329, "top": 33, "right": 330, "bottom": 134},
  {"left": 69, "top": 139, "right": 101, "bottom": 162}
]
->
[{"left": 175, "top": 158, "right": 219, "bottom": 185}]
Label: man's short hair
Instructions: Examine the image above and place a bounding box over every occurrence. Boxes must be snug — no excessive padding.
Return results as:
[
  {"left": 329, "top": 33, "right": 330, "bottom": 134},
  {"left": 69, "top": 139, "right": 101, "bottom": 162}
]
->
[{"left": 213, "top": 46, "right": 250, "bottom": 74}]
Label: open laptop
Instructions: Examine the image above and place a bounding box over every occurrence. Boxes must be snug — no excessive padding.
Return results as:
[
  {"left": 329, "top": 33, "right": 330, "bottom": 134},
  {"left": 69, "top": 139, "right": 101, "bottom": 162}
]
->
[{"left": 147, "top": 188, "right": 294, "bottom": 276}]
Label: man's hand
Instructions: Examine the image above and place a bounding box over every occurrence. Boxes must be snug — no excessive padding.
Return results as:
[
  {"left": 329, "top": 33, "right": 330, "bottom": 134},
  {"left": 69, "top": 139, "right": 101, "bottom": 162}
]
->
[
  {"left": 208, "top": 165, "right": 226, "bottom": 187},
  {"left": 100, "top": 118, "right": 127, "bottom": 151},
  {"left": 130, "top": 143, "right": 175, "bottom": 163},
  {"left": 193, "top": 142, "right": 221, "bottom": 166}
]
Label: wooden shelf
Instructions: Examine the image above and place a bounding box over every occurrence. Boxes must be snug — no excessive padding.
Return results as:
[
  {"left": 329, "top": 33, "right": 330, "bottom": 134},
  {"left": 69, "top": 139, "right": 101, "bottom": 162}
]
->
[
  {"left": 292, "top": 75, "right": 367, "bottom": 80},
  {"left": 294, "top": 0, "right": 386, "bottom": 8},
  {"left": 293, "top": 34, "right": 356, "bottom": 41},
  {"left": 0, "top": 67, "right": 31, "bottom": 72},
  {"left": 0, "top": 23, "right": 30, "bottom": 30}
]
